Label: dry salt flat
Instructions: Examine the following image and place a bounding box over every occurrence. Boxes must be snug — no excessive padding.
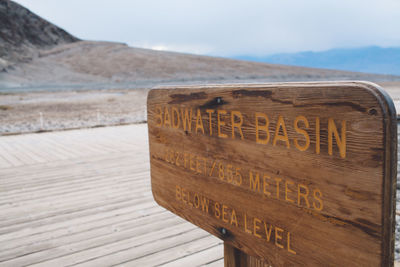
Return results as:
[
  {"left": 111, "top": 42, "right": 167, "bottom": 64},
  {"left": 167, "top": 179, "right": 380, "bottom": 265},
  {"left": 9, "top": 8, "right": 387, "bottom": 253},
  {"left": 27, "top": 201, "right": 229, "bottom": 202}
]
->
[
  {"left": 0, "top": 124, "right": 223, "bottom": 267},
  {"left": 0, "top": 123, "right": 399, "bottom": 267}
]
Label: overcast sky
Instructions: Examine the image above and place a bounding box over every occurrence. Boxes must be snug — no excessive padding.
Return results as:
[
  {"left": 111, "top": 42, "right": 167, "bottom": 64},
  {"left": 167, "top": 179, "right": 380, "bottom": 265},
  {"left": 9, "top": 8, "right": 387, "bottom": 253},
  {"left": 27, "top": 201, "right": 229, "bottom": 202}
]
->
[{"left": 14, "top": 0, "right": 400, "bottom": 57}]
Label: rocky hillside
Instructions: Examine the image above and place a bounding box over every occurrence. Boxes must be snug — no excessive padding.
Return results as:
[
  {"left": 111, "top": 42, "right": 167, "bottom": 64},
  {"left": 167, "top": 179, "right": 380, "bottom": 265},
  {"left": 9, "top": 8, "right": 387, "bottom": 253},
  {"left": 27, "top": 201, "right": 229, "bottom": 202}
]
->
[
  {"left": 0, "top": 0, "right": 399, "bottom": 90},
  {"left": 0, "top": 0, "right": 78, "bottom": 68}
]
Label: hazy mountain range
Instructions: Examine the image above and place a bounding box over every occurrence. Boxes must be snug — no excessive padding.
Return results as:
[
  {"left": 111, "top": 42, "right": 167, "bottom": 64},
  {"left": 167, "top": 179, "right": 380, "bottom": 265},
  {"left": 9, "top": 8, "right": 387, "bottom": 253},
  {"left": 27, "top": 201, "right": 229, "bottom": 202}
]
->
[
  {"left": 235, "top": 46, "right": 400, "bottom": 76},
  {"left": 1, "top": 0, "right": 399, "bottom": 91}
]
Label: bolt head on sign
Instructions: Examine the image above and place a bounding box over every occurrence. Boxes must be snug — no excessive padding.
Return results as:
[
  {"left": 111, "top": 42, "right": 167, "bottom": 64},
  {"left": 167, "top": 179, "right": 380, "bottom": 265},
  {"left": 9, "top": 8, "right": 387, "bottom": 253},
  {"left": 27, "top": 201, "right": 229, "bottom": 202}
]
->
[{"left": 147, "top": 82, "right": 397, "bottom": 266}]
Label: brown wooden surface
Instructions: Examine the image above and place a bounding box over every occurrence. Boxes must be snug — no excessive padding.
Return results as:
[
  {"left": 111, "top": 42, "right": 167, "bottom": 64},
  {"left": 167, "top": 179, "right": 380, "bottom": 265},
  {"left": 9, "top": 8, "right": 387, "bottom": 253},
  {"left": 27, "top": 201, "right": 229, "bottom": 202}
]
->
[
  {"left": 224, "top": 242, "right": 269, "bottom": 267},
  {"left": 147, "top": 82, "right": 397, "bottom": 266}
]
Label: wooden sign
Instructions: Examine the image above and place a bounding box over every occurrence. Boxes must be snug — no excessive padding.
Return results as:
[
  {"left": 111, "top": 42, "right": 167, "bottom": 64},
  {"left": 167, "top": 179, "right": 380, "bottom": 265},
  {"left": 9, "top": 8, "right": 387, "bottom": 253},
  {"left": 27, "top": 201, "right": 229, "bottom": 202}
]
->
[{"left": 147, "top": 82, "right": 397, "bottom": 266}]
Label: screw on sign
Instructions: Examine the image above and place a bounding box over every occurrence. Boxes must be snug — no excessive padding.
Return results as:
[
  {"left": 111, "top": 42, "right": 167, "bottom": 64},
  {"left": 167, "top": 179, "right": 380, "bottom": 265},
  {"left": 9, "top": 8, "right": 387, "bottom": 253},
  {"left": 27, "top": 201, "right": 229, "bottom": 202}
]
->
[{"left": 147, "top": 82, "right": 397, "bottom": 267}]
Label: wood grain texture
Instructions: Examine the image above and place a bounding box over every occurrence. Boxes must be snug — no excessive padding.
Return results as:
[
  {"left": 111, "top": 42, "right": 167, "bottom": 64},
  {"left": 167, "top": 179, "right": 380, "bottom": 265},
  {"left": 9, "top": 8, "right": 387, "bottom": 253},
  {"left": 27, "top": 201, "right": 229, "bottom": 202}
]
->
[
  {"left": 0, "top": 125, "right": 223, "bottom": 266},
  {"left": 224, "top": 242, "right": 269, "bottom": 267},
  {"left": 147, "top": 82, "right": 397, "bottom": 266}
]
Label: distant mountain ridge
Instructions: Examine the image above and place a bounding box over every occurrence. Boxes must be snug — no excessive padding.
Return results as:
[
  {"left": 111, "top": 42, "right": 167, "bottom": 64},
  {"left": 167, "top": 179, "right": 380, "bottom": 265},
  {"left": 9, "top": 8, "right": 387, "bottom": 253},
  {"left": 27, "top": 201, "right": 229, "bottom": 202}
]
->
[
  {"left": 1, "top": 0, "right": 399, "bottom": 91},
  {"left": 0, "top": 0, "right": 79, "bottom": 67},
  {"left": 235, "top": 46, "right": 400, "bottom": 76}
]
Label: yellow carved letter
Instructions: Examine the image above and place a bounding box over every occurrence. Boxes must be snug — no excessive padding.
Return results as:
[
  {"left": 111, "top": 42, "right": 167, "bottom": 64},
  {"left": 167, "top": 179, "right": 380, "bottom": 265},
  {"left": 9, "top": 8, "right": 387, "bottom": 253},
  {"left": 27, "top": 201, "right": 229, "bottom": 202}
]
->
[
  {"left": 285, "top": 180, "right": 295, "bottom": 203},
  {"left": 263, "top": 174, "right": 271, "bottom": 197},
  {"left": 273, "top": 115, "right": 290, "bottom": 148},
  {"left": 172, "top": 107, "right": 180, "bottom": 129},
  {"left": 217, "top": 110, "right": 228, "bottom": 138},
  {"left": 294, "top": 115, "right": 310, "bottom": 151},
  {"left": 164, "top": 106, "right": 171, "bottom": 128},
  {"left": 275, "top": 227, "right": 284, "bottom": 249},
  {"left": 287, "top": 232, "right": 296, "bottom": 254},
  {"left": 231, "top": 110, "right": 244, "bottom": 140},
  {"left": 328, "top": 118, "right": 346, "bottom": 158},
  {"left": 181, "top": 108, "right": 193, "bottom": 132},
  {"left": 253, "top": 217, "right": 262, "bottom": 238},
  {"left": 155, "top": 106, "right": 163, "bottom": 126},
  {"left": 206, "top": 109, "right": 214, "bottom": 136},
  {"left": 230, "top": 209, "right": 238, "bottom": 226},
  {"left": 195, "top": 109, "right": 205, "bottom": 134},
  {"left": 249, "top": 171, "right": 260, "bottom": 192},
  {"left": 297, "top": 184, "right": 310, "bottom": 208},
  {"left": 255, "top": 112, "right": 270, "bottom": 144},
  {"left": 316, "top": 117, "right": 320, "bottom": 155},
  {"left": 313, "top": 188, "right": 323, "bottom": 211}
]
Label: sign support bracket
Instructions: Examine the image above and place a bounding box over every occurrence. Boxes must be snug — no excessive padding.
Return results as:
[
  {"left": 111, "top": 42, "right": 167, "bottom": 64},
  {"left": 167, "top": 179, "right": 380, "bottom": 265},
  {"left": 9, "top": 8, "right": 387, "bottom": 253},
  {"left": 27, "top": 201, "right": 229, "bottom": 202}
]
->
[{"left": 224, "top": 243, "right": 269, "bottom": 267}]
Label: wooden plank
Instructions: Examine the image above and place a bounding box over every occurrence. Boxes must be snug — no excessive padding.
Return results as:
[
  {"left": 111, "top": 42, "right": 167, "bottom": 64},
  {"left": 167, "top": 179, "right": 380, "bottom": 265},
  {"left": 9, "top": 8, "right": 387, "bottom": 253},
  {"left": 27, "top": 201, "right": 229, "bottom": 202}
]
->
[
  {"left": 0, "top": 217, "right": 188, "bottom": 266},
  {"left": 0, "top": 154, "right": 13, "bottom": 169},
  {"left": 161, "top": 244, "right": 223, "bottom": 267},
  {"left": 30, "top": 226, "right": 203, "bottom": 267},
  {"left": 0, "top": 184, "right": 151, "bottom": 222},
  {"left": 0, "top": 196, "right": 154, "bottom": 238},
  {"left": 206, "top": 258, "right": 224, "bottom": 267},
  {"left": 0, "top": 141, "right": 24, "bottom": 166},
  {"left": 0, "top": 124, "right": 223, "bottom": 266},
  {"left": 147, "top": 82, "right": 397, "bottom": 266},
  {"left": 0, "top": 207, "right": 165, "bottom": 251},
  {"left": 0, "top": 171, "right": 148, "bottom": 201},
  {"left": 0, "top": 175, "right": 149, "bottom": 208},
  {"left": 119, "top": 235, "right": 219, "bottom": 267},
  {"left": 65, "top": 226, "right": 199, "bottom": 266},
  {"left": 9, "top": 138, "right": 47, "bottom": 163},
  {"left": 0, "top": 139, "right": 38, "bottom": 165},
  {"left": 0, "top": 154, "right": 148, "bottom": 185},
  {"left": 0, "top": 194, "right": 153, "bottom": 232},
  {"left": 0, "top": 212, "right": 179, "bottom": 263}
]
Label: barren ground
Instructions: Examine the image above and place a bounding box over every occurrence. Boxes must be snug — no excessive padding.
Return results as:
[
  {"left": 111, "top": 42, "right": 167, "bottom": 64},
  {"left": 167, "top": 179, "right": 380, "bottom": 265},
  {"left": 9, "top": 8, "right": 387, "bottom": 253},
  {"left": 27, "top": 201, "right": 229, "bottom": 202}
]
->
[
  {"left": 0, "top": 88, "right": 148, "bottom": 134},
  {"left": 1, "top": 81, "right": 399, "bottom": 135}
]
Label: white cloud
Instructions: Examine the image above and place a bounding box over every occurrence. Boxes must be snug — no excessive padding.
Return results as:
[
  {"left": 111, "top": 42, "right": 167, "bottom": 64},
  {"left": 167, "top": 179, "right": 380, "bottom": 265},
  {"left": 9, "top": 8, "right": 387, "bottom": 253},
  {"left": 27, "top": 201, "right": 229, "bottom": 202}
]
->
[{"left": 134, "top": 43, "right": 213, "bottom": 55}]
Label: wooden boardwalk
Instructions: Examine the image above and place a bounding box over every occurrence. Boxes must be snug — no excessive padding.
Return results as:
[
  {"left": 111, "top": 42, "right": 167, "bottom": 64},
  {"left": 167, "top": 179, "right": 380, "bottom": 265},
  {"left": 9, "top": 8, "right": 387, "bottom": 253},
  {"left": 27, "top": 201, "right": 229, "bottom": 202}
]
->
[{"left": 0, "top": 124, "right": 223, "bottom": 267}]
